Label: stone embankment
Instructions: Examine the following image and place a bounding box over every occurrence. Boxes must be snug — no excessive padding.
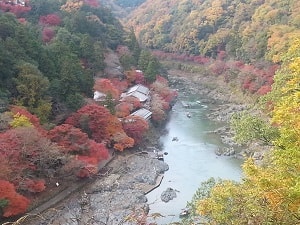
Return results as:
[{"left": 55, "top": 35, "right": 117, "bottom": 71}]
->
[{"left": 22, "top": 148, "right": 169, "bottom": 225}]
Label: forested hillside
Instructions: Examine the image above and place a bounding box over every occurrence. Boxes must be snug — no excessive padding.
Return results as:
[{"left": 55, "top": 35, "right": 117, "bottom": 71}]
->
[
  {"left": 0, "top": 0, "right": 176, "bottom": 220},
  {"left": 182, "top": 38, "right": 300, "bottom": 225},
  {"left": 0, "top": 0, "right": 125, "bottom": 117},
  {"left": 126, "top": 0, "right": 300, "bottom": 63}
]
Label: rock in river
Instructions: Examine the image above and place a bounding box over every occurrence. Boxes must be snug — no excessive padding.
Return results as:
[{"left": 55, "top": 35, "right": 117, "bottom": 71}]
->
[{"left": 161, "top": 187, "right": 177, "bottom": 202}]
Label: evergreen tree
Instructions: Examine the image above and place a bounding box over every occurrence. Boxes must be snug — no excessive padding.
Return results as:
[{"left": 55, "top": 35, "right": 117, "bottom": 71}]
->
[
  {"left": 138, "top": 49, "right": 152, "bottom": 71},
  {"left": 145, "top": 58, "right": 159, "bottom": 83}
]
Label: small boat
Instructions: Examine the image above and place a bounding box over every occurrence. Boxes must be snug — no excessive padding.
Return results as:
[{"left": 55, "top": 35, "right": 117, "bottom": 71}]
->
[
  {"left": 179, "top": 208, "right": 190, "bottom": 217},
  {"left": 186, "top": 112, "right": 191, "bottom": 118},
  {"left": 172, "top": 137, "right": 179, "bottom": 141},
  {"left": 155, "top": 152, "right": 164, "bottom": 160}
]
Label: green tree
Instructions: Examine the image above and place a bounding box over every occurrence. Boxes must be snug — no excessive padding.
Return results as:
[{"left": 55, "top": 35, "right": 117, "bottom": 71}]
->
[
  {"left": 14, "top": 63, "right": 49, "bottom": 106},
  {"left": 145, "top": 58, "right": 160, "bottom": 83},
  {"left": 138, "top": 49, "right": 152, "bottom": 71},
  {"left": 230, "top": 112, "right": 279, "bottom": 145},
  {"left": 126, "top": 28, "right": 141, "bottom": 64},
  {"left": 120, "top": 54, "right": 136, "bottom": 71},
  {"left": 103, "top": 93, "right": 116, "bottom": 115},
  {"left": 14, "top": 63, "right": 52, "bottom": 122}
]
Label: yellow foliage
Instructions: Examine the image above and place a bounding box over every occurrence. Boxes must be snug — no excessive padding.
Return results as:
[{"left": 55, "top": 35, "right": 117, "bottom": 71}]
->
[
  {"left": 60, "top": 0, "right": 84, "bottom": 12},
  {"left": 9, "top": 113, "right": 32, "bottom": 128},
  {"left": 196, "top": 38, "right": 300, "bottom": 224}
]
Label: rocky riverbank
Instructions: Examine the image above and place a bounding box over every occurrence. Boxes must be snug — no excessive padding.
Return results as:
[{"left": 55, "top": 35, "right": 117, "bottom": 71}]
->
[
  {"left": 167, "top": 69, "right": 269, "bottom": 160},
  {"left": 21, "top": 147, "right": 169, "bottom": 225}
]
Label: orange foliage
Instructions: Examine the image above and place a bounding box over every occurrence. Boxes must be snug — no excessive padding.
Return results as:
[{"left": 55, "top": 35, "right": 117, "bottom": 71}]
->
[
  {"left": 94, "top": 78, "right": 120, "bottom": 100},
  {"left": 76, "top": 142, "right": 109, "bottom": 177},
  {"left": 65, "top": 104, "right": 111, "bottom": 142},
  {"left": 122, "top": 116, "right": 149, "bottom": 144},
  {"left": 66, "top": 104, "right": 133, "bottom": 151},
  {"left": 150, "top": 94, "right": 168, "bottom": 122},
  {"left": 122, "top": 96, "right": 142, "bottom": 109},
  {"left": 60, "top": 0, "right": 84, "bottom": 12},
  {"left": 48, "top": 124, "right": 90, "bottom": 154},
  {"left": 110, "top": 78, "right": 129, "bottom": 93},
  {"left": 125, "top": 70, "right": 145, "bottom": 85},
  {"left": 49, "top": 123, "right": 109, "bottom": 177},
  {"left": 115, "top": 102, "right": 132, "bottom": 118},
  {"left": 0, "top": 180, "right": 30, "bottom": 217},
  {"left": 151, "top": 76, "right": 177, "bottom": 104},
  {"left": 0, "top": 127, "right": 67, "bottom": 189},
  {"left": 111, "top": 132, "right": 134, "bottom": 151}
]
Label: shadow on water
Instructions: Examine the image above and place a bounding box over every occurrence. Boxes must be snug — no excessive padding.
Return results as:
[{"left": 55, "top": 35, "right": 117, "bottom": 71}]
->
[{"left": 146, "top": 98, "right": 243, "bottom": 224}]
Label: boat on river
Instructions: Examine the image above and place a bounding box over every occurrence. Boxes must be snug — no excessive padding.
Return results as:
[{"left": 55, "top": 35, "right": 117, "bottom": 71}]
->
[{"left": 179, "top": 208, "right": 190, "bottom": 217}]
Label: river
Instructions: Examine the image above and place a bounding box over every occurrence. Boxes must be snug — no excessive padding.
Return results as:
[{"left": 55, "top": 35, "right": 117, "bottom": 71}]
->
[{"left": 146, "top": 96, "right": 243, "bottom": 224}]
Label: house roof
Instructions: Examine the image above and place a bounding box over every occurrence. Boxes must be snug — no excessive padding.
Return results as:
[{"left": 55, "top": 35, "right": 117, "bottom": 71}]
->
[
  {"left": 127, "top": 84, "right": 149, "bottom": 95},
  {"left": 130, "top": 92, "right": 149, "bottom": 102},
  {"left": 93, "top": 91, "right": 106, "bottom": 101},
  {"left": 121, "top": 84, "right": 150, "bottom": 102},
  {"left": 130, "top": 108, "right": 152, "bottom": 120}
]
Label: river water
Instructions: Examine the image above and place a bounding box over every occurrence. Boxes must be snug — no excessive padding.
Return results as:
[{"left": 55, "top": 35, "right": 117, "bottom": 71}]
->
[{"left": 146, "top": 97, "right": 243, "bottom": 224}]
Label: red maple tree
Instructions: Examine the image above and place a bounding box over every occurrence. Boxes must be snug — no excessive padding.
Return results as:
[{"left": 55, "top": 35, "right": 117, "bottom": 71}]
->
[
  {"left": 42, "top": 27, "right": 55, "bottom": 43},
  {"left": 65, "top": 104, "right": 134, "bottom": 151},
  {"left": 115, "top": 102, "right": 132, "bottom": 118},
  {"left": 39, "top": 14, "right": 61, "bottom": 26},
  {"left": 0, "top": 180, "right": 30, "bottom": 217},
  {"left": 122, "top": 116, "right": 149, "bottom": 144},
  {"left": 94, "top": 79, "right": 120, "bottom": 100}
]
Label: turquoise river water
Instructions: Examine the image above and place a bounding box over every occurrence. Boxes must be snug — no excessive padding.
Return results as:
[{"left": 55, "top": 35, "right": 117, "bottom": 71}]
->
[{"left": 146, "top": 96, "right": 243, "bottom": 224}]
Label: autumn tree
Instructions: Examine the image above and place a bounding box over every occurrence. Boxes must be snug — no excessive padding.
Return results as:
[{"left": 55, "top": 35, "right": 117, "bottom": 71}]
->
[
  {"left": 94, "top": 78, "right": 120, "bottom": 100},
  {"left": 65, "top": 104, "right": 134, "bottom": 151},
  {"left": 0, "top": 126, "right": 68, "bottom": 188},
  {"left": 193, "top": 38, "right": 300, "bottom": 225},
  {"left": 115, "top": 96, "right": 141, "bottom": 118},
  {"left": 9, "top": 112, "right": 32, "bottom": 128},
  {"left": 150, "top": 94, "right": 168, "bottom": 123},
  {"left": 42, "top": 27, "right": 55, "bottom": 43},
  {"left": 10, "top": 105, "right": 45, "bottom": 133},
  {"left": 122, "top": 115, "right": 149, "bottom": 144},
  {"left": 0, "top": 180, "right": 30, "bottom": 218},
  {"left": 48, "top": 124, "right": 109, "bottom": 177},
  {"left": 115, "top": 102, "right": 132, "bottom": 118},
  {"left": 39, "top": 14, "right": 61, "bottom": 26},
  {"left": 151, "top": 76, "right": 177, "bottom": 105}
]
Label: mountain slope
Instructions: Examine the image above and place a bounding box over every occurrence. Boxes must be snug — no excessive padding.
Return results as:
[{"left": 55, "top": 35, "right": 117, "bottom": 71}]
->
[{"left": 125, "top": 0, "right": 300, "bottom": 62}]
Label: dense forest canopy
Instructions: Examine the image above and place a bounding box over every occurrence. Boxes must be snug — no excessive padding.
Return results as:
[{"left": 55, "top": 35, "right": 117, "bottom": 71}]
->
[
  {"left": 0, "top": 0, "right": 125, "bottom": 117},
  {"left": 125, "top": 0, "right": 300, "bottom": 63}
]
